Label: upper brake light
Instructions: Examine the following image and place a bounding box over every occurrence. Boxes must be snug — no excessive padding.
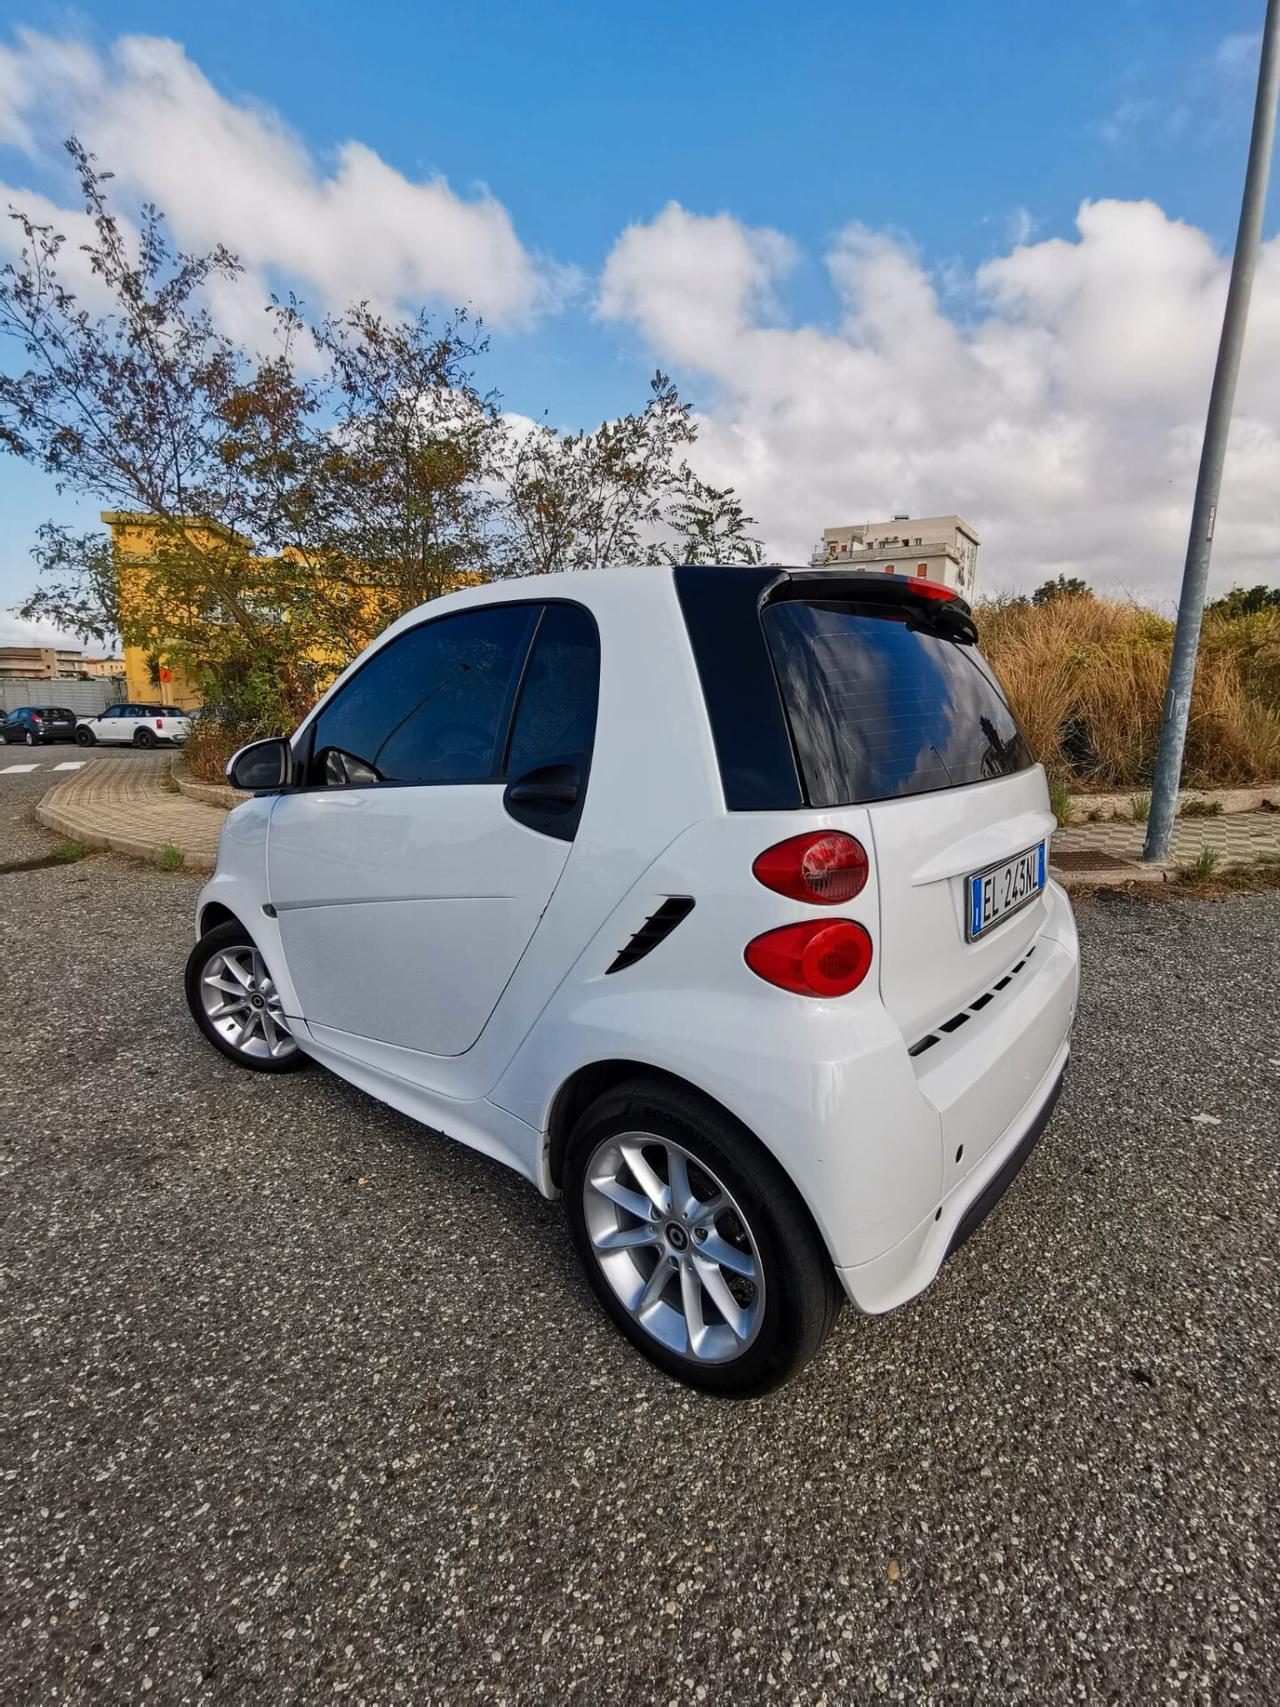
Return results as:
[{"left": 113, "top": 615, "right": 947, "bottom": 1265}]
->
[
  {"left": 753, "top": 831, "right": 869, "bottom": 904},
  {"left": 908, "top": 578, "right": 956, "bottom": 602}
]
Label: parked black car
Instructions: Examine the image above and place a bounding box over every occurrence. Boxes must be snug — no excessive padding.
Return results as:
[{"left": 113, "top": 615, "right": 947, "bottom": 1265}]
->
[{"left": 2, "top": 706, "right": 79, "bottom": 746}]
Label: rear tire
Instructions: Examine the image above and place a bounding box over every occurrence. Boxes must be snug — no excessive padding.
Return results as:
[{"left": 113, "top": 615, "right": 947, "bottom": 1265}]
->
[
  {"left": 24, "top": 730, "right": 35, "bottom": 747},
  {"left": 185, "top": 922, "right": 310, "bottom": 1074},
  {"left": 74, "top": 726, "right": 95, "bottom": 746},
  {"left": 134, "top": 726, "right": 157, "bottom": 749},
  {"left": 564, "top": 1077, "right": 841, "bottom": 1396}
]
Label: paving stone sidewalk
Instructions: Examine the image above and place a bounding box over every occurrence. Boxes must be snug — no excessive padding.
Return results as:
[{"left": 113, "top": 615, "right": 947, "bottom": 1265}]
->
[
  {"left": 36, "top": 753, "right": 225, "bottom": 869},
  {"left": 1051, "top": 809, "right": 1280, "bottom": 879}
]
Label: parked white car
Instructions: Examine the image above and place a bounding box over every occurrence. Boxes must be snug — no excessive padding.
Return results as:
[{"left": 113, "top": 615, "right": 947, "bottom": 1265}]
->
[
  {"left": 76, "top": 702, "right": 192, "bottom": 748},
  {"left": 186, "top": 566, "right": 1078, "bottom": 1394}
]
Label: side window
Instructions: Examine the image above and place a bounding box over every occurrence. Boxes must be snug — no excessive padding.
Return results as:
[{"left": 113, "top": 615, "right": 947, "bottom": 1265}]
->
[
  {"left": 506, "top": 603, "right": 600, "bottom": 779},
  {"left": 309, "top": 604, "right": 537, "bottom": 788}
]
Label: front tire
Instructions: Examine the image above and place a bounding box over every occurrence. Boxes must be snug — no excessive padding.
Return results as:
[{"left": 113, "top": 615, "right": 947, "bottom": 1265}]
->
[
  {"left": 185, "top": 922, "right": 309, "bottom": 1074},
  {"left": 564, "top": 1077, "right": 840, "bottom": 1396},
  {"left": 75, "top": 726, "right": 95, "bottom": 746}
]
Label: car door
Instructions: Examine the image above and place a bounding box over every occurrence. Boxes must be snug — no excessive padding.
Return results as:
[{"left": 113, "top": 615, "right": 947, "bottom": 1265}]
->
[
  {"left": 93, "top": 705, "right": 117, "bottom": 742},
  {"left": 266, "top": 600, "right": 600, "bottom": 1062}
]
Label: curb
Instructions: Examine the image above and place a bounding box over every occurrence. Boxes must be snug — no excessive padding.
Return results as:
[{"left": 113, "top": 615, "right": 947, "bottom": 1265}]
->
[
  {"left": 36, "top": 796, "right": 213, "bottom": 870},
  {"left": 173, "top": 770, "right": 249, "bottom": 810},
  {"left": 1065, "top": 780, "right": 1280, "bottom": 825},
  {"left": 1050, "top": 859, "right": 1170, "bottom": 889}
]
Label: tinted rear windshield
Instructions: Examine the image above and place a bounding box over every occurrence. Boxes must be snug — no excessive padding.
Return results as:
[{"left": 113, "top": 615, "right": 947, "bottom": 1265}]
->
[{"left": 763, "top": 598, "right": 1033, "bottom": 807}]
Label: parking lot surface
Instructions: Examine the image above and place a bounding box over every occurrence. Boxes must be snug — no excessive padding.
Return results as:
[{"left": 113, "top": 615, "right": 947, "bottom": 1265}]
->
[{"left": 2, "top": 768, "right": 1279, "bottom": 1704}]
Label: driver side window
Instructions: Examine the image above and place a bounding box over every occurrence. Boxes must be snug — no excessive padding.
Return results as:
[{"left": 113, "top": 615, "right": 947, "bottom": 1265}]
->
[{"left": 307, "top": 605, "right": 538, "bottom": 787}]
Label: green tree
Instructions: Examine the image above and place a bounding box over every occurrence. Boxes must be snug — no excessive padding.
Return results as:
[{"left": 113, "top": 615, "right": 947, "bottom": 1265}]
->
[
  {"left": 3, "top": 143, "right": 767, "bottom": 726},
  {"left": 661, "top": 474, "right": 764, "bottom": 565},
  {"left": 500, "top": 373, "right": 698, "bottom": 574},
  {"left": 1032, "top": 574, "right": 1092, "bottom": 605},
  {"left": 498, "top": 374, "right": 766, "bottom": 574},
  {"left": 1, "top": 142, "right": 505, "bottom": 726},
  {"left": 1207, "top": 584, "right": 1280, "bottom": 618}
]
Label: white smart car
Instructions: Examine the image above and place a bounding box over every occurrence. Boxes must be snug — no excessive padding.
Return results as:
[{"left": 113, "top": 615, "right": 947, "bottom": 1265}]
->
[{"left": 186, "top": 566, "right": 1078, "bottom": 1394}]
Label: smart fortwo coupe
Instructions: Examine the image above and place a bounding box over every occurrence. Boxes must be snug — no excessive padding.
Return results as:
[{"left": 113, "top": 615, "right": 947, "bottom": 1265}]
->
[{"left": 186, "top": 566, "right": 1078, "bottom": 1395}]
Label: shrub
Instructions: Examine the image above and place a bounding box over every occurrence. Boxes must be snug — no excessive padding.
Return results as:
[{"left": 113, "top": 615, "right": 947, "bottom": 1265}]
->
[{"left": 185, "top": 716, "right": 263, "bottom": 785}]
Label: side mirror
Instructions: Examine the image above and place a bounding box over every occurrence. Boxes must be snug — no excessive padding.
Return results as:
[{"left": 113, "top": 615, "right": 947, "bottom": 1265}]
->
[{"left": 227, "top": 737, "right": 294, "bottom": 793}]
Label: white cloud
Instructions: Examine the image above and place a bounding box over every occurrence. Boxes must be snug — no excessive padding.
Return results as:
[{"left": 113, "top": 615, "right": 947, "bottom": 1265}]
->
[
  {"left": 0, "top": 28, "right": 549, "bottom": 326},
  {"left": 598, "top": 199, "right": 1280, "bottom": 596},
  {"left": 2, "top": 26, "right": 1278, "bottom": 604},
  {"left": 599, "top": 201, "right": 797, "bottom": 364},
  {"left": 1216, "top": 31, "right": 1263, "bottom": 83}
]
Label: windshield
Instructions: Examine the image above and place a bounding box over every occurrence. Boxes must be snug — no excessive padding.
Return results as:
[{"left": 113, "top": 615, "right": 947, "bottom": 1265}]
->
[{"left": 763, "top": 598, "right": 1034, "bottom": 807}]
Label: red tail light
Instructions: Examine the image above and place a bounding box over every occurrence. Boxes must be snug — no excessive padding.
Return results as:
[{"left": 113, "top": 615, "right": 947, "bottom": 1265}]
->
[
  {"left": 156, "top": 719, "right": 164, "bottom": 728},
  {"left": 745, "top": 920, "right": 873, "bottom": 998},
  {"left": 909, "top": 577, "right": 956, "bottom": 602},
  {"left": 752, "top": 831, "right": 868, "bottom": 904}
]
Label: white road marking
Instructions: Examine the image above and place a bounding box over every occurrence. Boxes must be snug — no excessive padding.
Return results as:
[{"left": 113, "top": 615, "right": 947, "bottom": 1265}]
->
[
  {"left": 53, "top": 761, "right": 86, "bottom": 771},
  {"left": 1, "top": 763, "right": 39, "bottom": 773}
]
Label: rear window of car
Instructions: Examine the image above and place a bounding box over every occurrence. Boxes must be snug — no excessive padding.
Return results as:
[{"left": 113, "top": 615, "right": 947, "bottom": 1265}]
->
[{"left": 762, "top": 598, "right": 1034, "bottom": 807}]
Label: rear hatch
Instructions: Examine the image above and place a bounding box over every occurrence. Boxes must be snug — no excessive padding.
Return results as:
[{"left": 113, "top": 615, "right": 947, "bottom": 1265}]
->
[{"left": 762, "top": 580, "right": 1054, "bottom": 1044}]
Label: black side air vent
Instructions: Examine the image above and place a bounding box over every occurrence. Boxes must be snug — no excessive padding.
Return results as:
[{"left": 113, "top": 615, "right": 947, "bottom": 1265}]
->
[{"left": 607, "top": 897, "right": 696, "bottom": 974}]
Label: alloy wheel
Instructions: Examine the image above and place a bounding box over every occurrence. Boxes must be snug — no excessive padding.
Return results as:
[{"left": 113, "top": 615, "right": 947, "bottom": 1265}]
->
[
  {"left": 198, "top": 944, "right": 297, "bottom": 1062},
  {"left": 582, "top": 1132, "right": 765, "bottom": 1362}
]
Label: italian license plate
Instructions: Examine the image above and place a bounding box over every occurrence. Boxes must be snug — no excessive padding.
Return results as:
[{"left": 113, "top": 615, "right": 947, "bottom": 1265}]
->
[{"left": 966, "top": 841, "right": 1047, "bottom": 941}]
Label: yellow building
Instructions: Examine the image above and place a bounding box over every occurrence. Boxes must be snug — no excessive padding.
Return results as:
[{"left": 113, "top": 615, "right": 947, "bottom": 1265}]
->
[
  {"left": 104, "top": 513, "right": 221, "bottom": 710},
  {"left": 104, "top": 511, "right": 485, "bottom": 712}
]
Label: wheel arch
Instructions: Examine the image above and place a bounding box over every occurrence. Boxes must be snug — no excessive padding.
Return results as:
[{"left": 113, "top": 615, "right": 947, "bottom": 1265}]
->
[
  {"left": 198, "top": 900, "right": 243, "bottom": 937},
  {"left": 545, "top": 1058, "right": 817, "bottom": 1223}
]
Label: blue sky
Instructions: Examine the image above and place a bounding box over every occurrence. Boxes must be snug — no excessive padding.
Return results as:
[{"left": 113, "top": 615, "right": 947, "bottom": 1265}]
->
[{"left": 1, "top": 0, "right": 1277, "bottom": 635}]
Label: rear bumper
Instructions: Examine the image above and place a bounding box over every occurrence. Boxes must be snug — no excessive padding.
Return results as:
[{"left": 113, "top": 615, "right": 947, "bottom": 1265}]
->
[{"left": 835, "top": 1038, "right": 1069, "bottom": 1313}]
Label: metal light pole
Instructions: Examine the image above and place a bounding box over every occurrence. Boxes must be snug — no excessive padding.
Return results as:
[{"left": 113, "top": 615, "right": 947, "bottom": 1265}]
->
[{"left": 1144, "top": 0, "right": 1280, "bottom": 862}]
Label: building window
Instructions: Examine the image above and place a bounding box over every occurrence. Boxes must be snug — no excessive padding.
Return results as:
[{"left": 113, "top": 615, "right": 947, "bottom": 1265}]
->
[
  {"left": 917, "top": 563, "right": 928, "bottom": 574},
  {"left": 885, "top": 564, "right": 895, "bottom": 574}
]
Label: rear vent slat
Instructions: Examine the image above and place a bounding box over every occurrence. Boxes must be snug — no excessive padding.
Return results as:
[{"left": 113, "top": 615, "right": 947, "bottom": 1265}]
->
[
  {"left": 606, "top": 897, "right": 695, "bottom": 974},
  {"left": 908, "top": 939, "right": 1040, "bottom": 1058}
]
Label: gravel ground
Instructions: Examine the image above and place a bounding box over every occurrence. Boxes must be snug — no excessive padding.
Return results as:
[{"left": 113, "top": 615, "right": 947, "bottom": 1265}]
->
[{"left": 2, "top": 775, "right": 1279, "bottom": 1704}]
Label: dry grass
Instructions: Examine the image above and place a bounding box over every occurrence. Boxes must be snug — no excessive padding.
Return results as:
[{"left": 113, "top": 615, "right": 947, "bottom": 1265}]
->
[{"left": 977, "top": 598, "right": 1280, "bottom": 789}]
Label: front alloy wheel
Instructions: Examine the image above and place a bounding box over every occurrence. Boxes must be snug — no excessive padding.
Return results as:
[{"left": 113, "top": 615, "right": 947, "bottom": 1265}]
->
[
  {"left": 185, "top": 922, "right": 309, "bottom": 1073},
  {"left": 565, "top": 1078, "right": 840, "bottom": 1396}
]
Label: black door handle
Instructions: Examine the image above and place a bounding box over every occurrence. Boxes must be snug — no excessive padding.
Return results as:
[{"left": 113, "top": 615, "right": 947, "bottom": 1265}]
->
[
  {"left": 503, "top": 761, "right": 583, "bottom": 841},
  {"left": 508, "top": 780, "right": 578, "bottom": 805}
]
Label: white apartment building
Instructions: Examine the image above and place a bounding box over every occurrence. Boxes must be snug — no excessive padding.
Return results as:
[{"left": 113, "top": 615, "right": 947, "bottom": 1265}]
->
[{"left": 810, "top": 514, "right": 980, "bottom": 595}]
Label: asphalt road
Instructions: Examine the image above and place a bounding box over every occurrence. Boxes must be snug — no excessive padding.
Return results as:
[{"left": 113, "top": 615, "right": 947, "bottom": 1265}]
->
[{"left": 2, "top": 762, "right": 1279, "bottom": 1704}]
